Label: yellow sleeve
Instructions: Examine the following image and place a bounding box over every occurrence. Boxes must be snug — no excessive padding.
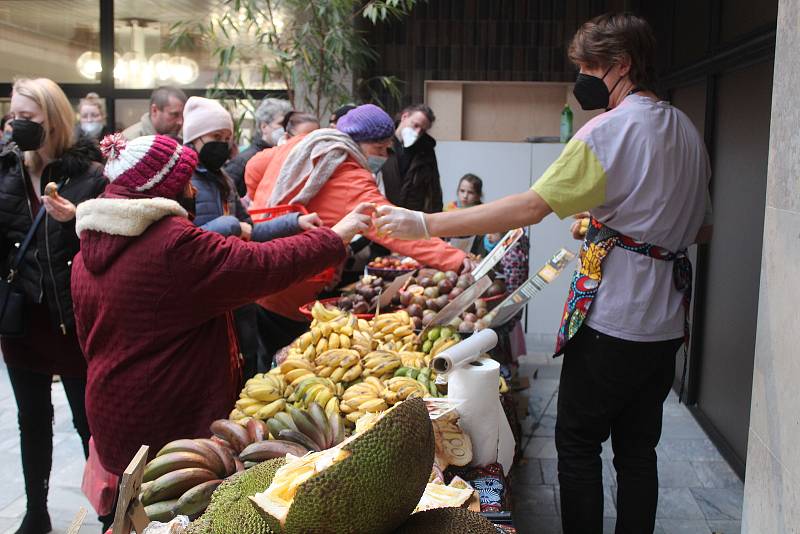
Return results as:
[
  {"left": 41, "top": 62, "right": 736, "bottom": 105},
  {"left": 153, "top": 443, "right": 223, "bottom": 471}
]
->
[{"left": 532, "top": 139, "right": 607, "bottom": 219}]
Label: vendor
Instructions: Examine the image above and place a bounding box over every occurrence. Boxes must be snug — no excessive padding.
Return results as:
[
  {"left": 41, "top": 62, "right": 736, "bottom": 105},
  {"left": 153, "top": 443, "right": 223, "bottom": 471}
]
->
[
  {"left": 248, "top": 104, "right": 470, "bottom": 356},
  {"left": 376, "top": 13, "right": 712, "bottom": 534},
  {"left": 70, "top": 133, "right": 372, "bottom": 479}
]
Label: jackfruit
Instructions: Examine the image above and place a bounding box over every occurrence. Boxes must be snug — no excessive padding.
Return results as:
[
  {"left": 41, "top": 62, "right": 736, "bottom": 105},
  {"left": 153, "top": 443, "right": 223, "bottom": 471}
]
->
[
  {"left": 414, "top": 478, "right": 475, "bottom": 512},
  {"left": 186, "top": 457, "right": 286, "bottom": 534},
  {"left": 393, "top": 507, "right": 497, "bottom": 533},
  {"left": 251, "top": 397, "right": 434, "bottom": 534}
]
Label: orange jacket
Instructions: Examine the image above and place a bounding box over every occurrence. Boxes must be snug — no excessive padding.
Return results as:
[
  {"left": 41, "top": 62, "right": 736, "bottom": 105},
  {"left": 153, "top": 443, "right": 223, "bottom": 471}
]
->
[{"left": 251, "top": 135, "right": 467, "bottom": 320}]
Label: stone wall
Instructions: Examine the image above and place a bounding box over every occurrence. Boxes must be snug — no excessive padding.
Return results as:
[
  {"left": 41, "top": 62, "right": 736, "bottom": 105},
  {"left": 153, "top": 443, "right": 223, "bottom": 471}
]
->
[{"left": 741, "top": 0, "right": 800, "bottom": 531}]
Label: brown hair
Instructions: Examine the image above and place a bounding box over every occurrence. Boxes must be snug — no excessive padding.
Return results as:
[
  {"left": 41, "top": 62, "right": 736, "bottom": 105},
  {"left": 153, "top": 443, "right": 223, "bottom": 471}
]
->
[
  {"left": 401, "top": 103, "right": 436, "bottom": 125},
  {"left": 458, "top": 173, "right": 483, "bottom": 201},
  {"left": 568, "top": 13, "right": 657, "bottom": 90}
]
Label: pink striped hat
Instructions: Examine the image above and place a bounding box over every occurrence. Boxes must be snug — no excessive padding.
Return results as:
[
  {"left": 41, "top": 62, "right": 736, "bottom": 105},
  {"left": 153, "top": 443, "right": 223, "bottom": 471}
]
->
[{"left": 101, "top": 133, "right": 198, "bottom": 199}]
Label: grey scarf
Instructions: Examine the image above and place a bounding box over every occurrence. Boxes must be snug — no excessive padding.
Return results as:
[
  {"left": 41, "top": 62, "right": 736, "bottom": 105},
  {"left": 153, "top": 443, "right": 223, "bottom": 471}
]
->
[{"left": 267, "top": 128, "right": 368, "bottom": 207}]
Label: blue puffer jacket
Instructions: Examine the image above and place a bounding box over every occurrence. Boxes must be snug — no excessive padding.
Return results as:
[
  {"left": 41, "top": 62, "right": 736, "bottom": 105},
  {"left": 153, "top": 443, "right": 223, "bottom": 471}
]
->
[{"left": 191, "top": 167, "right": 301, "bottom": 242}]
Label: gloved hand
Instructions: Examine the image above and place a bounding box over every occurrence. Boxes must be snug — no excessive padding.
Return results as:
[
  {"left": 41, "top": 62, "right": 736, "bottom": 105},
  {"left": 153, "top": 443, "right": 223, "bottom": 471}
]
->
[{"left": 374, "top": 205, "right": 430, "bottom": 240}]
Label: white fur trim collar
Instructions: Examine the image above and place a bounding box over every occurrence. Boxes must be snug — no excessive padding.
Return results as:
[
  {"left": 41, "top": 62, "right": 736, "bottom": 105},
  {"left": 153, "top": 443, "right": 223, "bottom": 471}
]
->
[{"left": 75, "top": 197, "right": 188, "bottom": 237}]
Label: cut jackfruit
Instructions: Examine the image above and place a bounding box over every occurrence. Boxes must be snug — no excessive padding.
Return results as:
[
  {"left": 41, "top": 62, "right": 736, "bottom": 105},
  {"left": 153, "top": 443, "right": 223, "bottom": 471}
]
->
[
  {"left": 251, "top": 397, "right": 434, "bottom": 534},
  {"left": 414, "top": 481, "right": 474, "bottom": 512}
]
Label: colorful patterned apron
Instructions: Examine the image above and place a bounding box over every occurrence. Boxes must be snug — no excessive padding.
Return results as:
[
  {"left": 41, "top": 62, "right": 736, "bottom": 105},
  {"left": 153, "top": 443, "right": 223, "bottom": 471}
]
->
[{"left": 555, "top": 217, "right": 693, "bottom": 355}]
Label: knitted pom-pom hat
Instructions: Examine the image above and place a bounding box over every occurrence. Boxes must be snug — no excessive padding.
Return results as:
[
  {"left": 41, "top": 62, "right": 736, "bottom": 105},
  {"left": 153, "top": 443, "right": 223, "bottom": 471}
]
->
[{"left": 101, "top": 133, "right": 198, "bottom": 199}]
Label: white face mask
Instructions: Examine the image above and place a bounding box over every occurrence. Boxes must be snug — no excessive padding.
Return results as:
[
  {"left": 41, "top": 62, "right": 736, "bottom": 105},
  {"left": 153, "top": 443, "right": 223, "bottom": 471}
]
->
[
  {"left": 270, "top": 127, "right": 285, "bottom": 146},
  {"left": 401, "top": 126, "right": 419, "bottom": 148},
  {"left": 80, "top": 121, "right": 103, "bottom": 138}
]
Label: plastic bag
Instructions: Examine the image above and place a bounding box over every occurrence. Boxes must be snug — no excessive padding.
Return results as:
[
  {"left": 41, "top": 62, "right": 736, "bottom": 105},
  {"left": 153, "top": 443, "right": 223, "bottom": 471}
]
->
[
  {"left": 81, "top": 437, "right": 120, "bottom": 516},
  {"left": 142, "top": 516, "right": 189, "bottom": 534}
]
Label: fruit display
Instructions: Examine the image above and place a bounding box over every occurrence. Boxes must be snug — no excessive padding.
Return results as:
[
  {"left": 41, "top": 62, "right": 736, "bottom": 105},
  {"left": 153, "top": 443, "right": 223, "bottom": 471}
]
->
[
  {"left": 337, "top": 275, "right": 385, "bottom": 314},
  {"left": 249, "top": 398, "right": 434, "bottom": 534},
  {"left": 420, "top": 326, "right": 461, "bottom": 356},
  {"left": 391, "top": 366, "right": 439, "bottom": 398},
  {"left": 367, "top": 255, "right": 420, "bottom": 271},
  {"left": 340, "top": 376, "right": 389, "bottom": 423},
  {"left": 370, "top": 310, "right": 417, "bottom": 350},
  {"left": 263, "top": 403, "right": 346, "bottom": 454},
  {"left": 186, "top": 457, "right": 287, "bottom": 534},
  {"left": 393, "top": 270, "right": 468, "bottom": 328},
  {"left": 393, "top": 507, "right": 498, "bottom": 534},
  {"left": 230, "top": 372, "right": 289, "bottom": 422}
]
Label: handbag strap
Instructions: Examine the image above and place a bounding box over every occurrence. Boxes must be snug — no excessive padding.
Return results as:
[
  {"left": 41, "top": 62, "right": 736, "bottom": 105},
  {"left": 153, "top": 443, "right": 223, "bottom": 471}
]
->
[{"left": 7, "top": 174, "right": 61, "bottom": 282}]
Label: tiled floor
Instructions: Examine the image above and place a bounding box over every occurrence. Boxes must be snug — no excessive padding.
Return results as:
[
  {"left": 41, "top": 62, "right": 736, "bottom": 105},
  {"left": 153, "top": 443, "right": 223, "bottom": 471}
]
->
[
  {"left": 0, "top": 363, "right": 101, "bottom": 533},
  {"left": 510, "top": 353, "right": 744, "bottom": 534}
]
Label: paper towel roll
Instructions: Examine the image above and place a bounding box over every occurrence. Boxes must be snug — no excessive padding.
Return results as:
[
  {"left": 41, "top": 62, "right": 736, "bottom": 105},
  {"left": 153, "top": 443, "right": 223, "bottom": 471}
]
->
[
  {"left": 447, "top": 357, "right": 515, "bottom": 473},
  {"left": 431, "top": 329, "right": 499, "bottom": 374}
]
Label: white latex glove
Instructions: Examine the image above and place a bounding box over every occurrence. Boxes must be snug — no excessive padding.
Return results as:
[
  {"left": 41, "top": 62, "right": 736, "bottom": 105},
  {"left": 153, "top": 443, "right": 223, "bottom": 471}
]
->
[{"left": 373, "top": 205, "right": 430, "bottom": 240}]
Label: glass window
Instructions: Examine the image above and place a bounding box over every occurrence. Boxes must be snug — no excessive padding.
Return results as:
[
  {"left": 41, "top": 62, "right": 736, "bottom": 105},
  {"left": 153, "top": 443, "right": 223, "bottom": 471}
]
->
[
  {"left": 0, "top": 1, "right": 100, "bottom": 83},
  {"left": 114, "top": 0, "right": 287, "bottom": 90}
]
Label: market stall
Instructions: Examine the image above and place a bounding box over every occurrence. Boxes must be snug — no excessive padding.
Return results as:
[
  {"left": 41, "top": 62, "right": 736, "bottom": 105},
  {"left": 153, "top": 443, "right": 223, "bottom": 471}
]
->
[{"left": 96, "top": 233, "right": 575, "bottom": 533}]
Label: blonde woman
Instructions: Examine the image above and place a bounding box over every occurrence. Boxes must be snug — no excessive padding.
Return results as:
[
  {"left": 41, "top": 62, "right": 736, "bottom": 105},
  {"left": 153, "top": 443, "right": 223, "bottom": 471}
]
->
[
  {"left": 76, "top": 92, "right": 110, "bottom": 141},
  {"left": 1, "top": 78, "right": 107, "bottom": 534}
]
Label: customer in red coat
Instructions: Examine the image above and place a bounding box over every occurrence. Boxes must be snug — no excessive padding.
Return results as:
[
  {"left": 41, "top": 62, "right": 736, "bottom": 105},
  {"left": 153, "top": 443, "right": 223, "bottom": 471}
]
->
[{"left": 70, "top": 134, "right": 371, "bottom": 476}]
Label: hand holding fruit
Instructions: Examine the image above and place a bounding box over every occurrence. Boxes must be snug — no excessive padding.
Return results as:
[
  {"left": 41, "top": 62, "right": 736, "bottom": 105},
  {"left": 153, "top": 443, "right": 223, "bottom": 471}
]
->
[
  {"left": 332, "top": 202, "right": 375, "bottom": 244},
  {"left": 570, "top": 212, "right": 590, "bottom": 240},
  {"left": 42, "top": 182, "right": 76, "bottom": 222},
  {"left": 374, "top": 205, "right": 430, "bottom": 240}
]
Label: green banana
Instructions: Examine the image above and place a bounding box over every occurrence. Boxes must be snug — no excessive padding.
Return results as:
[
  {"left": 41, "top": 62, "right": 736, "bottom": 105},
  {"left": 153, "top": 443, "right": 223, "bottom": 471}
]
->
[
  {"left": 278, "top": 429, "right": 321, "bottom": 452},
  {"left": 144, "top": 499, "right": 178, "bottom": 522},
  {"left": 288, "top": 406, "right": 327, "bottom": 450},
  {"left": 274, "top": 411, "right": 299, "bottom": 432},
  {"left": 267, "top": 417, "right": 288, "bottom": 440},
  {"left": 174, "top": 479, "right": 222, "bottom": 517},
  {"left": 308, "top": 402, "right": 333, "bottom": 449}
]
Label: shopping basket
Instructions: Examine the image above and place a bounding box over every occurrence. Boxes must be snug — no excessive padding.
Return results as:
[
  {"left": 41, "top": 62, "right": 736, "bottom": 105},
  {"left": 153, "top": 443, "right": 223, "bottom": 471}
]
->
[{"left": 248, "top": 204, "right": 336, "bottom": 283}]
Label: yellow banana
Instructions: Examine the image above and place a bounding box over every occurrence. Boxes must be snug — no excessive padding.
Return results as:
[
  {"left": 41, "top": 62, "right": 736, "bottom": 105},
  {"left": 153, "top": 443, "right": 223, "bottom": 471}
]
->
[
  {"left": 341, "top": 364, "right": 363, "bottom": 383},
  {"left": 280, "top": 358, "right": 314, "bottom": 374},
  {"left": 316, "top": 337, "right": 328, "bottom": 354},
  {"left": 325, "top": 397, "right": 340, "bottom": 416},
  {"left": 246, "top": 385, "right": 282, "bottom": 402},
  {"left": 330, "top": 367, "right": 346, "bottom": 383},
  {"left": 235, "top": 397, "right": 263, "bottom": 410},
  {"left": 242, "top": 402, "right": 266, "bottom": 416},
  {"left": 317, "top": 366, "right": 335, "bottom": 378},
  {"left": 315, "top": 388, "right": 334, "bottom": 409},
  {"left": 255, "top": 399, "right": 286, "bottom": 420},
  {"left": 346, "top": 411, "right": 365, "bottom": 423},
  {"left": 359, "top": 398, "right": 388, "bottom": 413},
  {"left": 302, "top": 344, "right": 315, "bottom": 361},
  {"left": 285, "top": 368, "right": 315, "bottom": 383},
  {"left": 328, "top": 332, "right": 340, "bottom": 350},
  {"left": 310, "top": 326, "right": 323, "bottom": 344},
  {"left": 340, "top": 334, "right": 351, "bottom": 349}
]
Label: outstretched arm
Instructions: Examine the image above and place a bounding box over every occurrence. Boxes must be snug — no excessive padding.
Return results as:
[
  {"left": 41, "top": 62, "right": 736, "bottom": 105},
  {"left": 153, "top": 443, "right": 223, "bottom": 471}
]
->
[{"left": 375, "top": 189, "right": 553, "bottom": 239}]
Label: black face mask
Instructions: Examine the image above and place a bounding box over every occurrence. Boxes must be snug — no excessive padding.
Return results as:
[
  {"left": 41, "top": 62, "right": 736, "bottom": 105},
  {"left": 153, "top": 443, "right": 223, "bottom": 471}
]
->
[
  {"left": 198, "top": 141, "right": 230, "bottom": 171},
  {"left": 177, "top": 195, "right": 196, "bottom": 220},
  {"left": 573, "top": 66, "right": 625, "bottom": 111},
  {"left": 10, "top": 119, "right": 45, "bottom": 151}
]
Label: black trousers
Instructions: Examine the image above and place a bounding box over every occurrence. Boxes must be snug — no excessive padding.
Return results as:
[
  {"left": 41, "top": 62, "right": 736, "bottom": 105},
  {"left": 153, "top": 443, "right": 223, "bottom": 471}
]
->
[
  {"left": 233, "top": 304, "right": 269, "bottom": 380},
  {"left": 7, "top": 366, "right": 90, "bottom": 513},
  {"left": 555, "top": 326, "right": 682, "bottom": 534}
]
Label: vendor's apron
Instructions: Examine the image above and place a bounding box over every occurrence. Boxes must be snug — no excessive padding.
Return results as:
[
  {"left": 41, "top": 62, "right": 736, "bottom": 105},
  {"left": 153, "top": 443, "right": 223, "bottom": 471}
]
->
[{"left": 555, "top": 217, "right": 692, "bottom": 356}]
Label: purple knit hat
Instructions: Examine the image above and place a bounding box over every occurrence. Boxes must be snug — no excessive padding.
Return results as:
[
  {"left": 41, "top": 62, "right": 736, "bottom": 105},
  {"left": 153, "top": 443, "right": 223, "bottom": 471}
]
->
[
  {"left": 336, "top": 104, "right": 395, "bottom": 142},
  {"left": 100, "top": 133, "right": 198, "bottom": 199}
]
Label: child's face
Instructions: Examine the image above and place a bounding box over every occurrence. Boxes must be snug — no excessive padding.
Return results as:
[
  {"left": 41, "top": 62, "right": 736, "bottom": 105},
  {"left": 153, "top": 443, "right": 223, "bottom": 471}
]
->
[{"left": 458, "top": 181, "right": 480, "bottom": 207}]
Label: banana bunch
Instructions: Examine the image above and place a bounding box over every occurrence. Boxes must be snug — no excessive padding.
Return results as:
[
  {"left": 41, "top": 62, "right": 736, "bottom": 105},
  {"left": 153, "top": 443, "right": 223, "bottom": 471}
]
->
[
  {"left": 351, "top": 319, "right": 376, "bottom": 356},
  {"left": 264, "top": 403, "right": 346, "bottom": 454},
  {"left": 421, "top": 326, "right": 461, "bottom": 356},
  {"left": 230, "top": 372, "right": 289, "bottom": 422},
  {"left": 399, "top": 350, "right": 430, "bottom": 369},
  {"left": 340, "top": 377, "right": 388, "bottom": 423},
  {"left": 361, "top": 350, "right": 403, "bottom": 381},
  {"left": 313, "top": 348, "right": 363, "bottom": 383},
  {"left": 370, "top": 311, "right": 416, "bottom": 348},
  {"left": 287, "top": 375, "right": 343, "bottom": 415},
  {"left": 500, "top": 375, "right": 509, "bottom": 393},
  {"left": 394, "top": 366, "right": 440, "bottom": 397},
  {"left": 382, "top": 376, "right": 429, "bottom": 405},
  {"left": 287, "top": 302, "right": 366, "bottom": 361}
]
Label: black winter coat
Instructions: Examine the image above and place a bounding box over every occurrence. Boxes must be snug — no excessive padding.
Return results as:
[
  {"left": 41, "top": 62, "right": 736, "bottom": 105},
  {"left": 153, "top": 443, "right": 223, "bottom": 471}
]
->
[
  {"left": 0, "top": 138, "right": 108, "bottom": 333},
  {"left": 381, "top": 133, "right": 443, "bottom": 214},
  {"left": 223, "top": 137, "right": 271, "bottom": 197}
]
